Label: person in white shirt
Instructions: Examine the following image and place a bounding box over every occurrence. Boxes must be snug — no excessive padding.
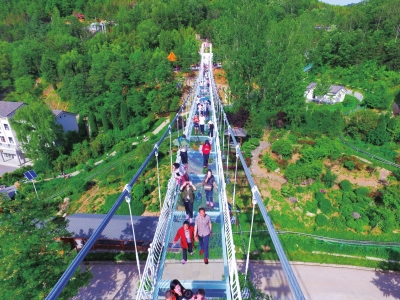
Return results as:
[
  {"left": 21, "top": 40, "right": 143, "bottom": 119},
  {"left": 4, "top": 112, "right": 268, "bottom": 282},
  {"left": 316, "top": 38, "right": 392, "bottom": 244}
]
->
[{"left": 199, "top": 114, "right": 205, "bottom": 135}]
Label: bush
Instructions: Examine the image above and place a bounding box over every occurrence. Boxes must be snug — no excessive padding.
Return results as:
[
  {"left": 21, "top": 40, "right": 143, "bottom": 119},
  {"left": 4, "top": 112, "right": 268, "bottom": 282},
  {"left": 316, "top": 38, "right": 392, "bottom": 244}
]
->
[
  {"left": 248, "top": 138, "right": 260, "bottom": 147},
  {"left": 304, "top": 200, "right": 318, "bottom": 214},
  {"left": 339, "top": 180, "right": 353, "bottom": 192},
  {"left": 271, "top": 139, "right": 293, "bottom": 159},
  {"left": 344, "top": 161, "right": 355, "bottom": 170},
  {"left": 319, "top": 198, "right": 333, "bottom": 214},
  {"left": 316, "top": 214, "right": 329, "bottom": 227},
  {"left": 262, "top": 153, "right": 279, "bottom": 171},
  {"left": 322, "top": 168, "right": 337, "bottom": 188}
]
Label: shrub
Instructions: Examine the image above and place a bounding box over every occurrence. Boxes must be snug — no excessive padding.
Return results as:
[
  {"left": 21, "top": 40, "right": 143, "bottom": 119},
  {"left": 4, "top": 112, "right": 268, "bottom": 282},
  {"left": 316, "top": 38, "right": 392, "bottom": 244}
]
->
[
  {"left": 315, "top": 214, "right": 329, "bottom": 227},
  {"left": 355, "top": 187, "right": 369, "bottom": 197},
  {"left": 281, "top": 185, "right": 291, "bottom": 197},
  {"left": 248, "top": 138, "right": 260, "bottom": 147},
  {"left": 271, "top": 139, "right": 293, "bottom": 159},
  {"left": 322, "top": 168, "right": 337, "bottom": 188},
  {"left": 304, "top": 200, "right": 318, "bottom": 214},
  {"left": 262, "top": 153, "right": 279, "bottom": 171},
  {"left": 344, "top": 161, "right": 355, "bottom": 170},
  {"left": 319, "top": 198, "right": 333, "bottom": 214},
  {"left": 339, "top": 180, "right": 353, "bottom": 192}
]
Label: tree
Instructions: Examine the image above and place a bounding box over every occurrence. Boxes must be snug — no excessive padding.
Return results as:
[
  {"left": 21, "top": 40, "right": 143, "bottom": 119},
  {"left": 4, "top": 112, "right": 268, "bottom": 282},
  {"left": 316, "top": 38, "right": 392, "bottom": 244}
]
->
[
  {"left": 0, "top": 193, "right": 92, "bottom": 299},
  {"left": 345, "top": 109, "right": 379, "bottom": 140},
  {"left": 11, "top": 102, "right": 64, "bottom": 164},
  {"left": 41, "top": 53, "right": 59, "bottom": 90},
  {"left": 363, "top": 81, "right": 392, "bottom": 109},
  {"left": 100, "top": 108, "right": 110, "bottom": 132},
  {"left": 111, "top": 105, "right": 120, "bottom": 131},
  {"left": 120, "top": 101, "right": 129, "bottom": 129},
  {"left": 323, "top": 168, "right": 337, "bottom": 188},
  {"left": 313, "top": 74, "right": 331, "bottom": 100},
  {"left": 366, "top": 115, "right": 390, "bottom": 146},
  {"left": 88, "top": 111, "right": 98, "bottom": 137}
]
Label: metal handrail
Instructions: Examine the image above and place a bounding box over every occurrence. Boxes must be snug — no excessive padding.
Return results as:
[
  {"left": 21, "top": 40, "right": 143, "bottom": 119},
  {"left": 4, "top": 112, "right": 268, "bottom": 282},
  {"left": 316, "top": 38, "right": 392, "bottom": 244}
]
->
[
  {"left": 210, "top": 74, "right": 306, "bottom": 300},
  {"left": 136, "top": 81, "right": 198, "bottom": 299},
  {"left": 208, "top": 54, "right": 242, "bottom": 300},
  {"left": 46, "top": 77, "right": 196, "bottom": 300}
]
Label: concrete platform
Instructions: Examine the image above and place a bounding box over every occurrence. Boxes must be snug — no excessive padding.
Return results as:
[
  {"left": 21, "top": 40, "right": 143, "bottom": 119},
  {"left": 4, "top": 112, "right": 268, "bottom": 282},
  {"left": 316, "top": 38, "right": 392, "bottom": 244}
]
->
[{"left": 162, "top": 260, "right": 225, "bottom": 281}]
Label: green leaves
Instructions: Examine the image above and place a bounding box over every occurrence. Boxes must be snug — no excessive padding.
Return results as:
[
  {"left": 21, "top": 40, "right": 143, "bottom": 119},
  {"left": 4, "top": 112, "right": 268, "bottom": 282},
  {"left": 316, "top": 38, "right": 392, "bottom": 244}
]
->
[
  {"left": 11, "top": 102, "right": 64, "bottom": 166},
  {"left": 0, "top": 194, "right": 91, "bottom": 299}
]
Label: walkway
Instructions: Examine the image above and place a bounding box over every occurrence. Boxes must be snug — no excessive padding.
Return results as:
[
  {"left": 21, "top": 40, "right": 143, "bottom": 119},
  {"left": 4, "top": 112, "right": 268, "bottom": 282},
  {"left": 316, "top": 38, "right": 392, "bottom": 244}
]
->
[
  {"left": 249, "top": 141, "right": 287, "bottom": 184},
  {"left": 72, "top": 261, "right": 400, "bottom": 300}
]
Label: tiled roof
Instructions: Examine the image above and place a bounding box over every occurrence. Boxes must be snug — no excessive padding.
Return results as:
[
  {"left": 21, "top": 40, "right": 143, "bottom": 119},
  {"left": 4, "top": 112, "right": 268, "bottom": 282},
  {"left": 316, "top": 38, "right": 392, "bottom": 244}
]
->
[
  {"left": 52, "top": 110, "right": 63, "bottom": 117},
  {"left": 66, "top": 214, "right": 158, "bottom": 241},
  {"left": 306, "top": 82, "right": 317, "bottom": 91},
  {"left": 52, "top": 110, "right": 77, "bottom": 117},
  {"left": 0, "top": 101, "right": 25, "bottom": 117},
  {"left": 0, "top": 186, "right": 16, "bottom": 198},
  {"left": 329, "top": 85, "right": 345, "bottom": 94}
]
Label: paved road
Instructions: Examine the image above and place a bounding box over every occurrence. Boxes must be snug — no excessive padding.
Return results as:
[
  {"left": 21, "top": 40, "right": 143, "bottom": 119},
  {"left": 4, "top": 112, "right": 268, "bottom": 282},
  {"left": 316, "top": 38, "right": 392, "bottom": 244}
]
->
[
  {"left": 72, "top": 261, "right": 400, "bottom": 299},
  {"left": 0, "top": 165, "right": 18, "bottom": 177},
  {"left": 346, "top": 89, "right": 364, "bottom": 102}
]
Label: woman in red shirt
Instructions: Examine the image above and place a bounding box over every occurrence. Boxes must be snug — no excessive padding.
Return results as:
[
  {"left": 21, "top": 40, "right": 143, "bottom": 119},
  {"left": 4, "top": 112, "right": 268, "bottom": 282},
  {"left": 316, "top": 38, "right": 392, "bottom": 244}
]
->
[
  {"left": 172, "top": 221, "right": 195, "bottom": 264},
  {"left": 201, "top": 140, "right": 211, "bottom": 168}
]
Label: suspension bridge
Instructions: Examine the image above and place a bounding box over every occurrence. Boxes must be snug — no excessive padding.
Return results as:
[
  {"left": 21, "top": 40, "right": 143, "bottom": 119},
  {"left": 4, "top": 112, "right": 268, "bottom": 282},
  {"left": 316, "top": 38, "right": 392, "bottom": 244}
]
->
[{"left": 46, "top": 43, "right": 305, "bottom": 299}]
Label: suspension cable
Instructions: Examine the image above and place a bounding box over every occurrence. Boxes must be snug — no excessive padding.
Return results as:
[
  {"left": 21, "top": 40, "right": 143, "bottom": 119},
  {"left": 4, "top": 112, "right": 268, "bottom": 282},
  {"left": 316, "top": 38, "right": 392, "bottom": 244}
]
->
[
  {"left": 226, "top": 129, "right": 230, "bottom": 178},
  {"left": 155, "top": 146, "right": 162, "bottom": 210},
  {"left": 124, "top": 185, "right": 141, "bottom": 280},
  {"left": 232, "top": 146, "right": 239, "bottom": 208},
  {"left": 169, "top": 128, "right": 172, "bottom": 173},
  {"left": 177, "top": 115, "right": 180, "bottom": 138},
  {"left": 222, "top": 115, "right": 225, "bottom": 153},
  {"left": 244, "top": 194, "right": 256, "bottom": 282}
]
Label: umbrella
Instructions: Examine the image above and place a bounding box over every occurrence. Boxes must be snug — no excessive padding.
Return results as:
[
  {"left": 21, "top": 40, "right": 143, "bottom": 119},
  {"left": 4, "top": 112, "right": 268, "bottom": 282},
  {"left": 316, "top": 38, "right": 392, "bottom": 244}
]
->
[
  {"left": 224, "top": 127, "right": 247, "bottom": 145},
  {"left": 173, "top": 136, "right": 190, "bottom": 147}
]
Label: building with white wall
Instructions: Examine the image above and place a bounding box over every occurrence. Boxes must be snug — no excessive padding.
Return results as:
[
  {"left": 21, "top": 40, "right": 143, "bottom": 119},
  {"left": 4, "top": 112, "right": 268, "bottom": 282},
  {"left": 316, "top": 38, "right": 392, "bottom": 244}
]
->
[
  {"left": 305, "top": 82, "right": 347, "bottom": 104},
  {"left": 0, "top": 101, "right": 79, "bottom": 166},
  {"left": 0, "top": 101, "right": 27, "bottom": 165}
]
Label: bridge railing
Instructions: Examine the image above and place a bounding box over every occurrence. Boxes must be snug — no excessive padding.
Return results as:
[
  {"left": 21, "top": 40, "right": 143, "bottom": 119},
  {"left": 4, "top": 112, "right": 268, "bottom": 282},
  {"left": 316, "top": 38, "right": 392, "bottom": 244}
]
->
[
  {"left": 45, "top": 75, "right": 198, "bottom": 300},
  {"left": 207, "top": 54, "right": 242, "bottom": 300},
  {"left": 136, "top": 81, "right": 199, "bottom": 300},
  {"left": 210, "top": 71, "right": 306, "bottom": 300}
]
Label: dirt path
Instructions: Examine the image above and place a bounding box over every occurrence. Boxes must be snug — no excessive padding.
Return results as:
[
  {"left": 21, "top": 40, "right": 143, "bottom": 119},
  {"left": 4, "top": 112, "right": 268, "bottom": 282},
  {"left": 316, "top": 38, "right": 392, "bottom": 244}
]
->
[{"left": 249, "top": 142, "right": 287, "bottom": 194}]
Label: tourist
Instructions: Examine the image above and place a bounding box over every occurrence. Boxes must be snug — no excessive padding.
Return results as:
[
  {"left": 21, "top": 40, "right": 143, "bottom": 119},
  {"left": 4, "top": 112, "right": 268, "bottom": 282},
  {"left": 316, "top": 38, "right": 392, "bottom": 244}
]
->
[
  {"left": 194, "top": 208, "right": 212, "bottom": 264},
  {"left": 183, "top": 289, "right": 195, "bottom": 300},
  {"left": 170, "top": 279, "right": 186, "bottom": 300},
  {"left": 172, "top": 221, "right": 195, "bottom": 264},
  {"left": 201, "top": 140, "right": 211, "bottom": 168},
  {"left": 180, "top": 181, "right": 196, "bottom": 223},
  {"left": 202, "top": 169, "right": 218, "bottom": 209},
  {"left": 208, "top": 120, "right": 214, "bottom": 138},
  {"left": 165, "top": 290, "right": 173, "bottom": 300},
  {"left": 196, "top": 289, "right": 206, "bottom": 300},
  {"left": 173, "top": 163, "right": 189, "bottom": 186},
  {"left": 178, "top": 134, "right": 189, "bottom": 166},
  {"left": 193, "top": 114, "right": 200, "bottom": 135},
  {"left": 199, "top": 113, "right": 205, "bottom": 135}
]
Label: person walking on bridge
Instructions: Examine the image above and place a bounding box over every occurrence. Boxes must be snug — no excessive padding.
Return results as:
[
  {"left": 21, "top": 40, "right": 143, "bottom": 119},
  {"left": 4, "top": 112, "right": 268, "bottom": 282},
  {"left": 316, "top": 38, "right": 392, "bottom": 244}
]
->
[
  {"left": 180, "top": 180, "right": 196, "bottom": 223},
  {"left": 193, "top": 114, "right": 200, "bottom": 135},
  {"left": 172, "top": 221, "right": 195, "bottom": 265},
  {"left": 201, "top": 140, "right": 211, "bottom": 168},
  {"left": 194, "top": 207, "right": 212, "bottom": 264}
]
